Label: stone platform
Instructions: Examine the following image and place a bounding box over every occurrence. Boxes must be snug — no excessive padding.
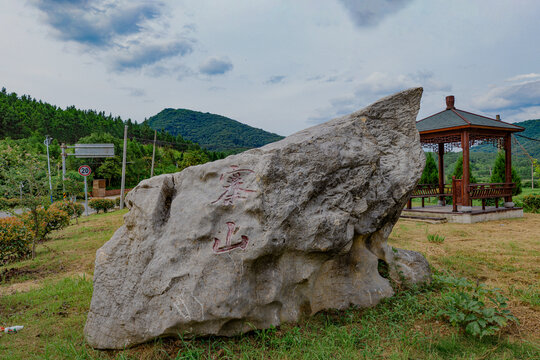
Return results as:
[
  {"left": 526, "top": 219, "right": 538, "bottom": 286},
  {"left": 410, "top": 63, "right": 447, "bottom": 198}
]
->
[{"left": 401, "top": 205, "right": 523, "bottom": 224}]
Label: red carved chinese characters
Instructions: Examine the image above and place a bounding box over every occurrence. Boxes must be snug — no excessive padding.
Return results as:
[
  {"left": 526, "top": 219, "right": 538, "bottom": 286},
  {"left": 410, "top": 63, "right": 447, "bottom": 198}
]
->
[
  {"left": 211, "top": 165, "right": 255, "bottom": 205},
  {"left": 213, "top": 221, "right": 249, "bottom": 254},
  {"left": 211, "top": 165, "right": 254, "bottom": 254}
]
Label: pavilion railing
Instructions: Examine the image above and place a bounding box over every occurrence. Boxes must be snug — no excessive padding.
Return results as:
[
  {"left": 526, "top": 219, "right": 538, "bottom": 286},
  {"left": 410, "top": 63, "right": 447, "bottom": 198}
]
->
[
  {"left": 467, "top": 182, "right": 513, "bottom": 210},
  {"left": 407, "top": 182, "right": 514, "bottom": 211},
  {"left": 407, "top": 184, "right": 452, "bottom": 208}
]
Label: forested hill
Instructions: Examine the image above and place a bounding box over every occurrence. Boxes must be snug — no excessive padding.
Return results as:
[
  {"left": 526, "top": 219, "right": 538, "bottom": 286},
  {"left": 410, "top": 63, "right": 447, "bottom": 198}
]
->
[
  {"left": 471, "top": 118, "right": 540, "bottom": 158},
  {"left": 147, "top": 108, "right": 284, "bottom": 152},
  {"left": 0, "top": 87, "right": 196, "bottom": 151}
]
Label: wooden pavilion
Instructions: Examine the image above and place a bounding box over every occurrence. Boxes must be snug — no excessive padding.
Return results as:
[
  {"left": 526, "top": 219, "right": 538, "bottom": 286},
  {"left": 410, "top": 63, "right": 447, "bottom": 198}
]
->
[{"left": 403, "top": 96, "right": 525, "bottom": 223}]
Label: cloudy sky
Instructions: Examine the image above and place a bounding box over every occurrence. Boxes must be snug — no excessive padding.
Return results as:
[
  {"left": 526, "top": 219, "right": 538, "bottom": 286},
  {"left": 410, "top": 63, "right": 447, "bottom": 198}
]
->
[{"left": 1, "top": 0, "right": 539, "bottom": 136}]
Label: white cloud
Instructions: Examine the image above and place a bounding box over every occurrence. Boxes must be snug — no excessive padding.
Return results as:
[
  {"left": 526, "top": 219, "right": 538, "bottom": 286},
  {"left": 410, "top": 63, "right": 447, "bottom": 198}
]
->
[
  {"left": 309, "top": 71, "right": 450, "bottom": 124},
  {"left": 2, "top": 0, "right": 540, "bottom": 135},
  {"left": 505, "top": 73, "right": 540, "bottom": 83},
  {"left": 473, "top": 76, "right": 540, "bottom": 111},
  {"left": 356, "top": 71, "right": 450, "bottom": 95}
]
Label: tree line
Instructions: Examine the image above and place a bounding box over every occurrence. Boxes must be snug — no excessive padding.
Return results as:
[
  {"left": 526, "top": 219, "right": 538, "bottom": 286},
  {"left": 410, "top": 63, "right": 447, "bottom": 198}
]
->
[{"left": 0, "top": 87, "right": 233, "bottom": 198}]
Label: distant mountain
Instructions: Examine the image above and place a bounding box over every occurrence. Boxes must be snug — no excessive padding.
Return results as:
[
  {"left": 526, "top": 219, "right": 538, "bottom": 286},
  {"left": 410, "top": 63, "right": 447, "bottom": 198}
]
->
[
  {"left": 471, "top": 118, "right": 540, "bottom": 159},
  {"left": 147, "top": 108, "right": 284, "bottom": 152}
]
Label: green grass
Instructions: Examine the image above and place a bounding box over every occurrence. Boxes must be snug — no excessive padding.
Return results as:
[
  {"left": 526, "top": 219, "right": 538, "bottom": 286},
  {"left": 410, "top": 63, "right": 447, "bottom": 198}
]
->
[
  {"left": 516, "top": 187, "right": 540, "bottom": 200},
  {"left": 509, "top": 283, "right": 540, "bottom": 307},
  {"left": 1, "top": 277, "right": 538, "bottom": 359},
  {"left": 427, "top": 233, "right": 445, "bottom": 244},
  {"left": 1, "top": 211, "right": 539, "bottom": 359}
]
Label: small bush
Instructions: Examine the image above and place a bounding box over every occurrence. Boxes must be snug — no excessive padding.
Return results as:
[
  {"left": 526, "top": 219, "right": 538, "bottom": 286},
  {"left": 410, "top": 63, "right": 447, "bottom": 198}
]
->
[
  {"left": 44, "top": 207, "right": 71, "bottom": 233},
  {"left": 427, "top": 233, "right": 445, "bottom": 243},
  {"left": 20, "top": 207, "right": 70, "bottom": 241},
  {"left": 115, "top": 197, "right": 121, "bottom": 207},
  {"left": 0, "top": 217, "right": 32, "bottom": 264},
  {"left": 522, "top": 194, "right": 540, "bottom": 213},
  {"left": 434, "top": 274, "right": 518, "bottom": 338},
  {"left": 0, "top": 198, "right": 21, "bottom": 209},
  {"left": 89, "top": 198, "right": 115, "bottom": 213},
  {"left": 50, "top": 201, "right": 84, "bottom": 218}
]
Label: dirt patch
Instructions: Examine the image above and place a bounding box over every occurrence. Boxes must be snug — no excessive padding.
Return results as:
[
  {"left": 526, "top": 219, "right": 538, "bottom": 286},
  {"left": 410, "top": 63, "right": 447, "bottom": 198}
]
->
[
  {"left": 0, "top": 267, "right": 40, "bottom": 283},
  {"left": 0, "top": 264, "right": 63, "bottom": 284},
  {"left": 507, "top": 301, "right": 540, "bottom": 340},
  {"left": 0, "top": 279, "right": 42, "bottom": 296}
]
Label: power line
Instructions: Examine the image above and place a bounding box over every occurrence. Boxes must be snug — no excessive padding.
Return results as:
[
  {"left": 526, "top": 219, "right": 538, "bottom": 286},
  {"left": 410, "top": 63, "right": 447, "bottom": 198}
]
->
[
  {"left": 515, "top": 134, "right": 540, "bottom": 142},
  {"left": 127, "top": 135, "right": 191, "bottom": 151},
  {"left": 512, "top": 135, "right": 535, "bottom": 162}
]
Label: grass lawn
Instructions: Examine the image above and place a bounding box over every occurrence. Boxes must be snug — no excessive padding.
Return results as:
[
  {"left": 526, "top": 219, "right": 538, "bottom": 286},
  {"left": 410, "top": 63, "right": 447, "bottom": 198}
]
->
[{"left": 1, "top": 210, "right": 539, "bottom": 359}]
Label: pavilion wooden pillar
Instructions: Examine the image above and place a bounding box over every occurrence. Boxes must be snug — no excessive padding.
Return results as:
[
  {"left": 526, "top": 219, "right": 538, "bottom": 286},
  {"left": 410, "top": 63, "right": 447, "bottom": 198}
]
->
[
  {"left": 461, "top": 130, "right": 470, "bottom": 208},
  {"left": 438, "top": 143, "right": 445, "bottom": 205},
  {"left": 505, "top": 133, "right": 512, "bottom": 203}
]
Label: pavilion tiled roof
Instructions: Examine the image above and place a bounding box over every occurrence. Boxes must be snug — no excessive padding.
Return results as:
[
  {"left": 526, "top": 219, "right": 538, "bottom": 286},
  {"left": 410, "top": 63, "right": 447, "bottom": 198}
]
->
[{"left": 416, "top": 96, "right": 524, "bottom": 133}]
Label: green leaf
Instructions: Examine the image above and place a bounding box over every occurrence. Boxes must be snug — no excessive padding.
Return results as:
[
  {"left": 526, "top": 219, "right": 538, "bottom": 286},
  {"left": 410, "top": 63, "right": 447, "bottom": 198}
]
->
[{"left": 466, "top": 321, "right": 481, "bottom": 336}]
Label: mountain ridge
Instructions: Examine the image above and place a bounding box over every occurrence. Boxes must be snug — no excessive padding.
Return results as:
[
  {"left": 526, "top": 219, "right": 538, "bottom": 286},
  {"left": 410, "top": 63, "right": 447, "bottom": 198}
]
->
[{"left": 147, "top": 108, "right": 284, "bottom": 152}]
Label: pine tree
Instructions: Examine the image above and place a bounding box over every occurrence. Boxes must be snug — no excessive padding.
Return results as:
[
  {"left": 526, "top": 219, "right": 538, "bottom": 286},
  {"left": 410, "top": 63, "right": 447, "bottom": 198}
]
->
[
  {"left": 490, "top": 152, "right": 522, "bottom": 195},
  {"left": 420, "top": 152, "right": 439, "bottom": 185},
  {"left": 451, "top": 156, "right": 477, "bottom": 183}
]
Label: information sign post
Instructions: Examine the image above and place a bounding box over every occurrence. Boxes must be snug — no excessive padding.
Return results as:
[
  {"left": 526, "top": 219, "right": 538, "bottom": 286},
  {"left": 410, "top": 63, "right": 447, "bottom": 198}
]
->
[{"left": 78, "top": 165, "right": 92, "bottom": 216}]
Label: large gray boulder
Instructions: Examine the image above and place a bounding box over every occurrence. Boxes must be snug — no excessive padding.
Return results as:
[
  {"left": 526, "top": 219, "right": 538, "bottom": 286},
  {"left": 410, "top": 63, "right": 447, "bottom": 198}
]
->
[{"left": 85, "top": 87, "right": 430, "bottom": 349}]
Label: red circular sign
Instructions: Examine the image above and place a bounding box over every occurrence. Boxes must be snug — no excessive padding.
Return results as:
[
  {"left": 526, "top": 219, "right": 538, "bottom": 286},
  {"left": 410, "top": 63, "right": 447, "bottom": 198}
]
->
[{"left": 78, "top": 165, "right": 92, "bottom": 177}]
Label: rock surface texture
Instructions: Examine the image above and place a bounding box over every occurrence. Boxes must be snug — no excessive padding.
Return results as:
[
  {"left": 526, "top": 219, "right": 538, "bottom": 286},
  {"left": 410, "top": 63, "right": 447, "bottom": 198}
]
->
[{"left": 85, "top": 88, "right": 431, "bottom": 349}]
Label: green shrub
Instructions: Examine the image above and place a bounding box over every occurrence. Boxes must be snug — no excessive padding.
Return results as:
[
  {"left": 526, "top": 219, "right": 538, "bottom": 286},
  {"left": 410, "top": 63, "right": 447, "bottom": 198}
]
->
[
  {"left": 427, "top": 233, "right": 445, "bottom": 243},
  {"left": 0, "top": 217, "right": 32, "bottom": 264},
  {"left": 0, "top": 198, "right": 20, "bottom": 209},
  {"left": 89, "top": 198, "right": 115, "bottom": 213},
  {"left": 115, "top": 197, "right": 121, "bottom": 207},
  {"left": 50, "top": 201, "right": 84, "bottom": 218},
  {"left": 44, "top": 207, "right": 70, "bottom": 233},
  {"left": 20, "top": 207, "right": 70, "bottom": 241},
  {"left": 522, "top": 194, "right": 540, "bottom": 213},
  {"left": 434, "top": 274, "right": 518, "bottom": 338}
]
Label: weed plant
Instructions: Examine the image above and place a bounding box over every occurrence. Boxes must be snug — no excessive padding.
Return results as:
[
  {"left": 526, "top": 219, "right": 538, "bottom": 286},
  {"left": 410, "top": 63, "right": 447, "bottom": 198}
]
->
[
  {"left": 427, "top": 233, "right": 445, "bottom": 243},
  {"left": 434, "top": 273, "right": 519, "bottom": 338}
]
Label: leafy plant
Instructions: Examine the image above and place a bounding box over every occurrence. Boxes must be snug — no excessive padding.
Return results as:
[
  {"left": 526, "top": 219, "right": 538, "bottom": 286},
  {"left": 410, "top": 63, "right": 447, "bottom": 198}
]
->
[
  {"left": 427, "top": 233, "right": 445, "bottom": 243},
  {"left": 89, "top": 198, "right": 115, "bottom": 213},
  {"left": 20, "top": 206, "right": 70, "bottom": 242},
  {"left": 0, "top": 217, "right": 32, "bottom": 264},
  {"left": 521, "top": 194, "right": 540, "bottom": 213},
  {"left": 51, "top": 201, "right": 84, "bottom": 219},
  {"left": 434, "top": 274, "right": 518, "bottom": 338}
]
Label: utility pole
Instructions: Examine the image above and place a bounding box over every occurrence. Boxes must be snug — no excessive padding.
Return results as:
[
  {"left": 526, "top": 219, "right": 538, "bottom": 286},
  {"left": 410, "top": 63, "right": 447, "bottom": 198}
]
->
[
  {"left": 120, "top": 125, "right": 128, "bottom": 209},
  {"left": 61, "top": 143, "right": 67, "bottom": 193},
  {"left": 44, "top": 135, "right": 53, "bottom": 204},
  {"left": 150, "top": 130, "right": 157, "bottom": 177}
]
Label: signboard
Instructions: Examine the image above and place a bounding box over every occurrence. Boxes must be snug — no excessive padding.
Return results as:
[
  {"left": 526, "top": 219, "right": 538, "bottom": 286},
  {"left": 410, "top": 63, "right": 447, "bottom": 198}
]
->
[
  {"left": 78, "top": 165, "right": 92, "bottom": 177},
  {"left": 74, "top": 144, "right": 114, "bottom": 158}
]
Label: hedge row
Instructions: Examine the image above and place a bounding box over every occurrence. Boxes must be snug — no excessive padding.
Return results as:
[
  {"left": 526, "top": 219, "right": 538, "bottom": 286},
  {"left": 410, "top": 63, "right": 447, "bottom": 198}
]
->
[
  {"left": 0, "top": 198, "right": 21, "bottom": 209},
  {"left": 522, "top": 194, "right": 540, "bottom": 213},
  {"left": 89, "top": 198, "right": 115, "bottom": 213}
]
